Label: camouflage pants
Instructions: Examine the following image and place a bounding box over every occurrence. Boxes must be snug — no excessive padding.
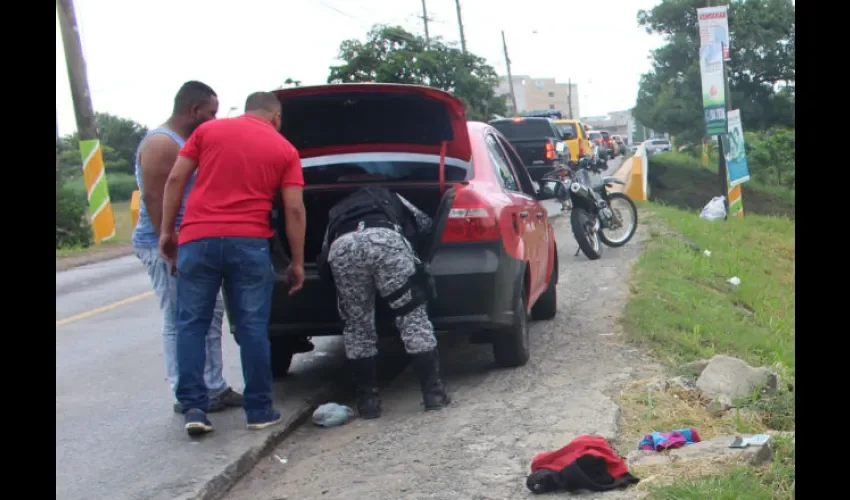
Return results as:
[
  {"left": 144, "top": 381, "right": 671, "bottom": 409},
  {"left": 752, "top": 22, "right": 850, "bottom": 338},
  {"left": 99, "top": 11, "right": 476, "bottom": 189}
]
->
[{"left": 328, "top": 227, "right": 438, "bottom": 360}]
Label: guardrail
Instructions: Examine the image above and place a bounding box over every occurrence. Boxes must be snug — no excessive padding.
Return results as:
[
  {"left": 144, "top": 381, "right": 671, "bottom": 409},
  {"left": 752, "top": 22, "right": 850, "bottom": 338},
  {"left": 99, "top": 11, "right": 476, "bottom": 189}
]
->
[{"left": 609, "top": 143, "right": 649, "bottom": 201}]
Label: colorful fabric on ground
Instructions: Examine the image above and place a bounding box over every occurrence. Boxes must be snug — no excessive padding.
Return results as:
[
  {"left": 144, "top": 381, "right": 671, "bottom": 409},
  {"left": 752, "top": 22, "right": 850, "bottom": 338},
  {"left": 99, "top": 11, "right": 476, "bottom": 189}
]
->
[{"left": 638, "top": 427, "right": 701, "bottom": 451}]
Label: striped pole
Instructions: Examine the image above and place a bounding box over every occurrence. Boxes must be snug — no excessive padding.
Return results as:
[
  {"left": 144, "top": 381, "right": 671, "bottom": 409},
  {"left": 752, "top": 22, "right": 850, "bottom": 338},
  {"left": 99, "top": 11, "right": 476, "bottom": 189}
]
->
[
  {"left": 727, "top": 184, "right": 744, "bottom": 218},
  {"left": 80, "top": 138, "right": 116, "bottom": 242}
]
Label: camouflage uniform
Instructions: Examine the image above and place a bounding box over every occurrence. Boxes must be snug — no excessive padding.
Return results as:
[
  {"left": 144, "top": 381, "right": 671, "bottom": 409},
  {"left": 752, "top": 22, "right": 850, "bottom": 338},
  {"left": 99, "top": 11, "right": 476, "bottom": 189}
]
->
[
  {"left": 321, "top": 193, "right": 449, "bottom": 418},
  {"left": 325, "top": 194, "right": 437, "bottom": 359}
]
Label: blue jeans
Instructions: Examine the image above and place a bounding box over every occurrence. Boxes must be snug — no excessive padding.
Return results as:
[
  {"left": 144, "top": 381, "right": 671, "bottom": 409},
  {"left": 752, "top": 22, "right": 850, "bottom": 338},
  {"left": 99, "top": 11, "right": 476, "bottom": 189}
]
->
[
  {"left": 134, "top": 247, "right": 229, "bottom": 399},
  {"left": 175, "top": 237, "right": 275, "bottom": 418}
]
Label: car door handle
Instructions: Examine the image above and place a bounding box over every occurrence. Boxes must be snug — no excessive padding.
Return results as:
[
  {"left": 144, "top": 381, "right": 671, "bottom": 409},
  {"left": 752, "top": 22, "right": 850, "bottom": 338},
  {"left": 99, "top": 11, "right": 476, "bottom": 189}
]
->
[{"left": 519, "top": 211, "right": 529, "bottom": 218}]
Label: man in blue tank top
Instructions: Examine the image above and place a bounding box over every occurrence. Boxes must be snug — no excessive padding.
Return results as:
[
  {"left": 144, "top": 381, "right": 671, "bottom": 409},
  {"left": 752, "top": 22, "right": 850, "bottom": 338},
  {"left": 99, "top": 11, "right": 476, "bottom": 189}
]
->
[{"left": 132, "top": 81, "right": 243, "bottom": 413}]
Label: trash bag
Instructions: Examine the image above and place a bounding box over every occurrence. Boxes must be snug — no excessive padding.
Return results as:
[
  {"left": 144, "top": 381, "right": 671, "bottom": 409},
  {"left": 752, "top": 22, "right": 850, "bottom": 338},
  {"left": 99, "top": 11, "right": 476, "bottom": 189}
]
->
[
  {"left": 312, "top": 402, "right": 355, "bottom": 427},
  {"left": 700, "top": 196, "right": 726, "bottom": 221}
]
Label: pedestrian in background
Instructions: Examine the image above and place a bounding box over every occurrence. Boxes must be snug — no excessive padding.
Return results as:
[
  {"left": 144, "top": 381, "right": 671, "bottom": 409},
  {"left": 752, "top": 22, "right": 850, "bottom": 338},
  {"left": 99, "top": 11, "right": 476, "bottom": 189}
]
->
[
  {"left": 159, "top": 91, "right": 306, "bottom": 436},
  {"left": 132, "top": 80, "right": 243, "bottom": 414}
]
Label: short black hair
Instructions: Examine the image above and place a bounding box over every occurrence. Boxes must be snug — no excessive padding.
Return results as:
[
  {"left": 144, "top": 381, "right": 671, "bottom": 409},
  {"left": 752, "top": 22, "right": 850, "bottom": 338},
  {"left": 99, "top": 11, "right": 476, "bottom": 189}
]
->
[
  {"left": 244, "top": 92, "right": 281, "bottom": 113},
  {"left": 173, "top": 81, "right": 217, "bottom": 114}
]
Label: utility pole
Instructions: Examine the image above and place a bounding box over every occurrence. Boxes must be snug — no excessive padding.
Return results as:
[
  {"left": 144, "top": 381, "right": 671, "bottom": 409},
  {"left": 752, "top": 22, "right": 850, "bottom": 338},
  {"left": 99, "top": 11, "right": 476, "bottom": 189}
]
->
[
  {"left": 420, "top": 0, "right": 431, "bottom": 48},
  {"left": 567, "top": 78, "right": 574, "bottom": 119},
  {"left": 57, "top": 0, "right": 116, "bottom": 243},
  {"left": 501, "top": 30, "right": 518, "bottom": 116},
  {"left": 454, "top": 0, "right": 467, "bottom": 53}
]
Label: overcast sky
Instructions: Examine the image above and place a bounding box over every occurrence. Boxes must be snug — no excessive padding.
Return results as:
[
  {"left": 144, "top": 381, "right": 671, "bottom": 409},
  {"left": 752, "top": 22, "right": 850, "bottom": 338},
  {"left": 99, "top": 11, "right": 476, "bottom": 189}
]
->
[{"left": 56, "top": 0, "right": 665, "bottom": 137}]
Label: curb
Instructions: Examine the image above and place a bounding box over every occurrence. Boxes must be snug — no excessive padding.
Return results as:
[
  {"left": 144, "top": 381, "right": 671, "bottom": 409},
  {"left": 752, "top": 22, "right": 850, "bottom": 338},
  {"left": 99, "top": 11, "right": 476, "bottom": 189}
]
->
[{"left": 192, "top": 379, "right": 346, "bottom": 500}]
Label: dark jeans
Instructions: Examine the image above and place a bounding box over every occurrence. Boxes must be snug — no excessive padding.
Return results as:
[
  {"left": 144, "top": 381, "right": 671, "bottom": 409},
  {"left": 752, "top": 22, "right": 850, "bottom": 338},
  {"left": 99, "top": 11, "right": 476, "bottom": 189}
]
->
[{"left": 175, "top": 237, "right": 275, "bottom": 419}]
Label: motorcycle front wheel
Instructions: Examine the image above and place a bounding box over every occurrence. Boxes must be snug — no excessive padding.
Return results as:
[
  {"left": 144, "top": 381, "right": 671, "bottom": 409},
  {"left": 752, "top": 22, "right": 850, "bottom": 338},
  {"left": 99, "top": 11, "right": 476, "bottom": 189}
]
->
[
  {"left": 570, "top": 206, "right": 602, "bottom": 260},
  {"left": 599, "top": 192, "right": 638, "bottom": 247}
]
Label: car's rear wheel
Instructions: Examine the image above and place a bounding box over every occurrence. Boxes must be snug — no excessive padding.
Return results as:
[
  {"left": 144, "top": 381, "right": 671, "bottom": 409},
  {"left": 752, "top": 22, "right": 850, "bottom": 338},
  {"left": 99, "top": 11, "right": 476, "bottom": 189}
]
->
[
  {"left": 531, "top": 250, "right": 558, "bottom": 320},
  {"left": 493, "top": 272, "right": 531, "bottom": 367}
]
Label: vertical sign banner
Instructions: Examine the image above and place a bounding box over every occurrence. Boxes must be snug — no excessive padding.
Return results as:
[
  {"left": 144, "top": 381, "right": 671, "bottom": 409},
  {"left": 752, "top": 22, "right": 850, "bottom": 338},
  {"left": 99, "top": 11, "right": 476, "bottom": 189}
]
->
[
  {"left": 697, "top": 5, "right": 731, "bottom": 61},
  {"left": 699, "top": 43, "right": 727, "bottom": 135},
  {"left": 721, "top": 109, "right": 751, "bottom": 187}
]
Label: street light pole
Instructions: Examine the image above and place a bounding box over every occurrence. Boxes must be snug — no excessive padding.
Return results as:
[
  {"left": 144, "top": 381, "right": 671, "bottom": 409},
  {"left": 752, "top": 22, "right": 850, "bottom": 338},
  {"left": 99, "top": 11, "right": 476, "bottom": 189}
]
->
[{"left": 501, "top": 30, "right": 518, "bottom": 115}]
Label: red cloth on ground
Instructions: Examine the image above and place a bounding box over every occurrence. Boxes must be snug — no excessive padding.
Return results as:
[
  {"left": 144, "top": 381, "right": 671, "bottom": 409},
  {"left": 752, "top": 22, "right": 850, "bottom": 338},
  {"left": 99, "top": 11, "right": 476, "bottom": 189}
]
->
[{"left": 530, "top": 435, "right": 630, "bottom": 479}]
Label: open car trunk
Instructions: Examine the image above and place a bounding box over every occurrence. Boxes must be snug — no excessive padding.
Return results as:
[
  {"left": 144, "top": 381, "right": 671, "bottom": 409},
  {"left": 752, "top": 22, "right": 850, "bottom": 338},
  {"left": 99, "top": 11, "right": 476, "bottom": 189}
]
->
[
  {"left": 274, "top": 184, "right": 455, "bottom": 267},
  {"left": 269, "top": 83, "right": 472, "bottom": 268}
]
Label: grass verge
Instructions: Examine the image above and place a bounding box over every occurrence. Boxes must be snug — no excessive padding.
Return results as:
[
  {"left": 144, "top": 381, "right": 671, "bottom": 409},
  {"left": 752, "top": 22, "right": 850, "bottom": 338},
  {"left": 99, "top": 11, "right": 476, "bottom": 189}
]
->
[
  {"left": 647, "top": 152, "right": 794, "bottom": 219},
  {"left": 56, "top": 201, "right": 133, "bottom": 263},
  {"left": 617, "top": 203, "right": 794, "bottom": 497}
]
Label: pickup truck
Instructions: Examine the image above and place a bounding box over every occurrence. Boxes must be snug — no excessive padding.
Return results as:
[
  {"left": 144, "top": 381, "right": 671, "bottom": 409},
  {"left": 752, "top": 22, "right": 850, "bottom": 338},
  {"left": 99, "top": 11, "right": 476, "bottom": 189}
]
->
[{"left": 487, "top": 117, "right": 568, "bottom": 181}]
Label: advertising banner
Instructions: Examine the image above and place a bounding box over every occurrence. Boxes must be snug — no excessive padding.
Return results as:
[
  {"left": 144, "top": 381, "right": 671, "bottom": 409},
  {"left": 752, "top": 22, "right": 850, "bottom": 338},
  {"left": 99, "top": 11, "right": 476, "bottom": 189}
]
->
[
  {"left": 697, "top": 5, "right": 731, "bottom": 61},
  {"left": 700, "top": 43, "right": 727, "bottom": 135}
]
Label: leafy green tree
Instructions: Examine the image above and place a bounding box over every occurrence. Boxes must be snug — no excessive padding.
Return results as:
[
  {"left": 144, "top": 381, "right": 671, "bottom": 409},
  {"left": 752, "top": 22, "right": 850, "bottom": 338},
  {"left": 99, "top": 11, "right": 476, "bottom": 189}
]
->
[
  {"left": 58, "top": 113, "right": 148, "bottom": 177},
  {"left": 633, "top": 0, "right": 794, "bottom": 143},
  {"left": 328, "top": 25, "right": 506, "bottom": 121}
]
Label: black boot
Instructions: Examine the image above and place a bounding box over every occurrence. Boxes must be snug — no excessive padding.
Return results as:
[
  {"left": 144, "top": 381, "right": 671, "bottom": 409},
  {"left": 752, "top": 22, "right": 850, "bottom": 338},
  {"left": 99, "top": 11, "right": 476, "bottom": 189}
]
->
[
  {"left": 411, "top": 350, "right": 451, "bottom": 411},
  {"left": 350, "top": 357, "right": 381, "bottom": 419}
]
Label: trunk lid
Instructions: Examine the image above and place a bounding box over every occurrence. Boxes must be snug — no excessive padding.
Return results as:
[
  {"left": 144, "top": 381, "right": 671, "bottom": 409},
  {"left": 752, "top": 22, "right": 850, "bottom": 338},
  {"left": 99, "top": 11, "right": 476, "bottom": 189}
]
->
[{"left": 273, "top": 83, "right": 471, "bottom": 164}]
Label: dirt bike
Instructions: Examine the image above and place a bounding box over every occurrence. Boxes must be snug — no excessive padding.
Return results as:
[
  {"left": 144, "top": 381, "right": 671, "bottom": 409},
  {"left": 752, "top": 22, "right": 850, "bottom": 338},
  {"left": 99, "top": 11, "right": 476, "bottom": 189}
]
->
[{"left": 542, "top": 163, "right": 639, "bottom": 260}]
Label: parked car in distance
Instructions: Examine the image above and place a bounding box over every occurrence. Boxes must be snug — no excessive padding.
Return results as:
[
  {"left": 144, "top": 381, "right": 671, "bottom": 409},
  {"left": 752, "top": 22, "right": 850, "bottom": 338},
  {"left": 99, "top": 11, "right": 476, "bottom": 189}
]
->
[
  {"left": 588, "top": 130, "right": 610, "bottom": 160},
  {"left": 629, "top": 142, "right": 641, "bottom": 154},
  {"left": 612, "top": 135, "right": 627, "bottom": 157},
  {"left": 488, "top": 117, "right": 568, "bottom": 181},
  {"left": 552, "top": 119, "right": 593, "bottom": 167},
  {"left": 268, "top": 83, "right": 565, "bottom": 376},
  {"left": 644, "top": 138, "right": 672, "bottom": 155}
]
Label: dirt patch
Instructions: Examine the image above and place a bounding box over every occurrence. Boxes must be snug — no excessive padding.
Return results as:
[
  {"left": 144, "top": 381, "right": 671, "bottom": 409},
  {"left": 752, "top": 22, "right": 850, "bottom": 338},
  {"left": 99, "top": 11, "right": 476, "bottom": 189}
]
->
[{"left": 56, "top": 243, "right": 134, "bottom": 272}]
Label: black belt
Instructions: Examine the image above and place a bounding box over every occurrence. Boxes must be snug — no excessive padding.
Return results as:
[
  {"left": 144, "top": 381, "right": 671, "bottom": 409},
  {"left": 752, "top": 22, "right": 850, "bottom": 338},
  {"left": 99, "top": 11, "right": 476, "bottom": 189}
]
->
[{"left": 332, "top": 220, "right": 399, "bottom": 242}]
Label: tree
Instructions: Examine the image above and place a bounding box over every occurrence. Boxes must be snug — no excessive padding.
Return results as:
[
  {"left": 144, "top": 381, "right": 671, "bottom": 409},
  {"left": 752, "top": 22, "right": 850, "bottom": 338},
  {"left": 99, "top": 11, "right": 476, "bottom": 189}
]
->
[
  {"left": 633, "top": 0, "right": 794, "bottom": 143},
  {"left": 328, "top": 25, "right": 506, "bottom": 121},
  {"left": 58, "top": 113, "right": 148, "bottom": 177}
]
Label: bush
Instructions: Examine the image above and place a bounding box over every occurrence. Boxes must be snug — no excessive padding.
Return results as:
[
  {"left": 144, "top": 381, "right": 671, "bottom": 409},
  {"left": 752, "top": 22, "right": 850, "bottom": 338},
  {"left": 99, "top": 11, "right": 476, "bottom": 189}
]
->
[
  {"left": 65, "top": 172, "right": 138, "bottom": 203},
  {"left": 745, "top": 127, "right": 795, "bottom": 189},
  {"left": 56, "top": 162, "right": 92, "bottom": 249}
]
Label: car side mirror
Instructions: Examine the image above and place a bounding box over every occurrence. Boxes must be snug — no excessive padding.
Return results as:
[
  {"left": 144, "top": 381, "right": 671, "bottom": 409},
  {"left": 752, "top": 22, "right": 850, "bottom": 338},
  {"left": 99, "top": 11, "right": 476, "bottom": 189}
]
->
[{"left": 538, "top": 180, "right": 569, "bottom": 201}]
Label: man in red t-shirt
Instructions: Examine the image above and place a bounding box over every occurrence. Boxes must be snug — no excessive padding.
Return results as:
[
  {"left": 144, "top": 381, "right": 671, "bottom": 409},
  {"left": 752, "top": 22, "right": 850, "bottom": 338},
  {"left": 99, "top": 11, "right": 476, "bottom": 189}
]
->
[{"left": 159, "top": 91, "right": 306, "bottom": 436}]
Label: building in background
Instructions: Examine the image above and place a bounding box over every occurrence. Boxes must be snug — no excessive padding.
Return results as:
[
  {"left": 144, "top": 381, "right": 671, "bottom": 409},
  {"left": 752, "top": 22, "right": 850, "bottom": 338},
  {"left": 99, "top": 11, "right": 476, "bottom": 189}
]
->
[
  {"left": 582, "top": 110, "right": 637, "bottom": 143},
  {"left": 496, "top": 75, "right": 580, "bottom": 118}
]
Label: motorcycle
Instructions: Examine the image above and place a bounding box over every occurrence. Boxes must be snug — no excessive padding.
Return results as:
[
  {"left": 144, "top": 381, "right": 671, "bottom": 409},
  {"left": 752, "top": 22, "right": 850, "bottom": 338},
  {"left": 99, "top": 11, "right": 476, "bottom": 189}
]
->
[{"left": 542, "top": 163, "right": 639, "bottom": 260}]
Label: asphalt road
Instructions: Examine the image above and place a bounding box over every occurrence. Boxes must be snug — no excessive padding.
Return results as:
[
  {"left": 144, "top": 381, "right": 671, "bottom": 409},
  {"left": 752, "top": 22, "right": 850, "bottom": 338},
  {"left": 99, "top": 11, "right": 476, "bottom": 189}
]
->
[
  {"left": 56, "top": 256, "right": 347, "bottom": 500},
  {"left": 55, "top": 158, "right": 621, "bottom": 500},
  {"left": 223, "top": 160, "right": 648, "bottom": 500}
]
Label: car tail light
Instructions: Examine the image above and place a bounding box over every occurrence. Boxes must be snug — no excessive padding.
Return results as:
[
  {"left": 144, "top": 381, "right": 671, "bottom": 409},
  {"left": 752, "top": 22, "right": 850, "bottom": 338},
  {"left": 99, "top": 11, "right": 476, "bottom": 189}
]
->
[
  {"left": 441, "top": 189, "right": 500, "bottom": 243},
  {"left": 578, "top": 143, "right": 585, "bottom": 157},
  {"left": 545, "top": 142, "right": 555, "bottom": 160}
]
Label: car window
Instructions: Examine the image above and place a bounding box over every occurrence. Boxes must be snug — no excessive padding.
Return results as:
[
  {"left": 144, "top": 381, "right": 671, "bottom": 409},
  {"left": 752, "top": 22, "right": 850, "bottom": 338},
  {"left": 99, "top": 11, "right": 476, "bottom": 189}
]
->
[
  {"left": 495, "top": 135, "right": 536, "bottom": 196},
  {"left": 489, "top": 119, "right": 557, "bottom": 140},
  {"left": 486, "top": 134, "right": 520, "bottom": 192},
  {"left": 555, "top": 122, "right": 578, "bottom": 139},
  {"left": 588, "top": 132, "right": 602, "bottom": 140}
]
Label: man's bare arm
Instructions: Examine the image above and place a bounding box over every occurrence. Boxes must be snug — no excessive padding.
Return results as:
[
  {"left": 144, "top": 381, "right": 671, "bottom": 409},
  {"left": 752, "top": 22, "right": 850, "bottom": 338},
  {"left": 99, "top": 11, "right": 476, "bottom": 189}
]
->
[
  {"left": 139, "top": 135, "right": 181, "bottom": 234},
  {"left": 161, "top": 157, "right": 198, "bottom": 237},
  {"left": 282, "top": 187, "right": 306, "bottom": 266}
]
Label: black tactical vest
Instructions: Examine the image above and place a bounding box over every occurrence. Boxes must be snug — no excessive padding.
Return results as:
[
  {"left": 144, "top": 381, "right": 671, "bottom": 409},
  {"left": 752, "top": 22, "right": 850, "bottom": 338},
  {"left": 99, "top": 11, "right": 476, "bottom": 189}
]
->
[{"left": 326, "top": 187, "right": 418, "bottom": 245}]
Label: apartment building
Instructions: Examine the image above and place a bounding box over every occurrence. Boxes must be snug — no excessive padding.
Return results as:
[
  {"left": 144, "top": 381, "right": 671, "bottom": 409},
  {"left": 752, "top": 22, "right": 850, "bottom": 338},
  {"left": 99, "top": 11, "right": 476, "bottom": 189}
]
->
[{"left": 496, "top": 75, "right": 580, "bottom": 118}]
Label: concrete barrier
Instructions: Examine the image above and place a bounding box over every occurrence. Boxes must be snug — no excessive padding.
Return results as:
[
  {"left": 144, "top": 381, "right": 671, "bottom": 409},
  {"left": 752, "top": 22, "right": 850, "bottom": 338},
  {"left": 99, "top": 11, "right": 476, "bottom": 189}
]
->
[
  {"left": 610, "top": 144, "right": 649, "bottom": 201},
  {"left": 130, "top": 190, "right": 140, "bottom": 228}
]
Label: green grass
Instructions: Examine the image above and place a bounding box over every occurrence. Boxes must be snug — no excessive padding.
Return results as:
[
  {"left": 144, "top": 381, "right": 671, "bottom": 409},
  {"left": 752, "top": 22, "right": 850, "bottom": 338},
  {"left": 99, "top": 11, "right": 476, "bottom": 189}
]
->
[
  {"left": 56, "top": 201, "right": 133, "bottom": 258},
  {"left": 644, "top": 435, "right": 795, "bottom": 500},
  {"left": 622, "top": 203, "right": 794, "bottom": 497}
]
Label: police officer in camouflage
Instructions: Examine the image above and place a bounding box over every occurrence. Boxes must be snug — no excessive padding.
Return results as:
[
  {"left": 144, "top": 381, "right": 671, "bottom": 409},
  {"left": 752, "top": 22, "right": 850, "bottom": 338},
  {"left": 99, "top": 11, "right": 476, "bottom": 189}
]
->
[{"left": 318, "top": 186, "right": 451, "bottom": 419}]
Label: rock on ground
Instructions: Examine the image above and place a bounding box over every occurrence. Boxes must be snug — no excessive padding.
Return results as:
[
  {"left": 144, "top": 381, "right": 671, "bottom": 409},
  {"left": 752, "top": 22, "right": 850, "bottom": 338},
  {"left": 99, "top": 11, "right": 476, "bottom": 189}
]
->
[
  {"left": 696, "top": 355, "right": 777, "bottom": 400},
  {"left": 223, "top": 218, "right": 651, "bottom": 500}
]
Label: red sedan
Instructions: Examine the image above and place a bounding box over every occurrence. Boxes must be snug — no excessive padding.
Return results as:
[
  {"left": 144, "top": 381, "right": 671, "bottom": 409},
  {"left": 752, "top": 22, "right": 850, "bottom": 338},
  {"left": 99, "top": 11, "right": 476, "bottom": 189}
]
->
[{"left": 266, "top": 83, "right": 564, "bottom": 376}]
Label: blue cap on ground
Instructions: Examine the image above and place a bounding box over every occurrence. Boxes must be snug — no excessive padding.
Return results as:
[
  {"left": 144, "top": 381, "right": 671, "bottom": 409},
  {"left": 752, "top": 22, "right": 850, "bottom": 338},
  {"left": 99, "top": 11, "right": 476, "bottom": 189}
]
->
[{"left": 312, "top": 402, "right": 355, "bottom": 427}]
